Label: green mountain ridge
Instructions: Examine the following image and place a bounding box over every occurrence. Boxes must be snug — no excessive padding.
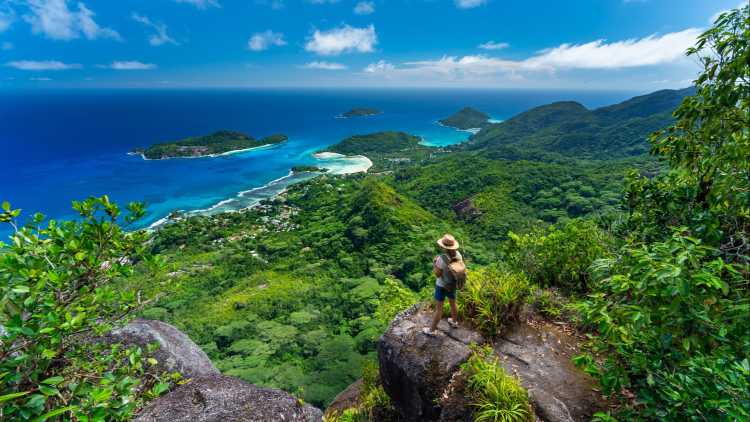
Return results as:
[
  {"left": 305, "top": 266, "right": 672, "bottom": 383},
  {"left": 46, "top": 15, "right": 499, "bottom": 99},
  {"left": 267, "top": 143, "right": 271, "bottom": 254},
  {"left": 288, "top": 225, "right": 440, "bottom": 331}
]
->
[{"left": 465, "top": 87, "right": 695, "bottom": 159}]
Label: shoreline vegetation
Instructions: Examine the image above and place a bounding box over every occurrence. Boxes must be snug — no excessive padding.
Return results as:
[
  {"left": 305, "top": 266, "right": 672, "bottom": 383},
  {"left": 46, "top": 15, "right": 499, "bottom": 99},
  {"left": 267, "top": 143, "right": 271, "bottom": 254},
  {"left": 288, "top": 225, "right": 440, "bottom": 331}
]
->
[
  {"left": 131, "top": 130, "right": 288, "bottom": 160},
  {"left": 336, "top": 107, "right": 382, "bottom": 118}
]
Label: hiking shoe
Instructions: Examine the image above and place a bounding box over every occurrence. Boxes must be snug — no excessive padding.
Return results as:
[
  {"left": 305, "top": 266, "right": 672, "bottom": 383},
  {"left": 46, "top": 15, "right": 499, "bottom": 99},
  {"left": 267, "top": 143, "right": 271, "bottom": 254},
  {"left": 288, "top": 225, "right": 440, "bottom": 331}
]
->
[
  {"left": 447, "top": 318, "right": 459, "bottom": 328},
  {"left": 422, "top": 327, "right": 438, "bottom": 336}
]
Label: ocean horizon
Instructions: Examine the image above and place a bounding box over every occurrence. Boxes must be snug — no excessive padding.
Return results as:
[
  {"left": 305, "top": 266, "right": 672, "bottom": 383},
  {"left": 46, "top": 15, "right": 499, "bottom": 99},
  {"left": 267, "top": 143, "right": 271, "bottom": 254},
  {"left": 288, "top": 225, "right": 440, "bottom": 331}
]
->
[{"left": 1, "top": 88, "right": 638, "bottom": 235}]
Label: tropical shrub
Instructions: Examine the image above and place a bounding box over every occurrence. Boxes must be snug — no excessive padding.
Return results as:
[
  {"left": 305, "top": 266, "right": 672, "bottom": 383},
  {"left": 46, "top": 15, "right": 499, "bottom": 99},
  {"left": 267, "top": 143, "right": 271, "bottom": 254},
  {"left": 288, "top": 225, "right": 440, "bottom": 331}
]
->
[
  {"left": 0, "top": 197, "right": 168, "bottom": 421},
  {"left": 457, "top": 266, "right": 529, "bottom": 337},
  {"left": 575, "top": 6, "right": 750, "bottom": 420},
  {"left": 462, "top": 346, "right": 532, "bottom": 422},
  {"left": 575, "top": 233, "right": 749, "bottom": 420},
  {"left": 625, "top": 5, "right": 750, "bottom": 255},
  {"left": 503, "top": 219, "right": 612, "bottom": 292}
]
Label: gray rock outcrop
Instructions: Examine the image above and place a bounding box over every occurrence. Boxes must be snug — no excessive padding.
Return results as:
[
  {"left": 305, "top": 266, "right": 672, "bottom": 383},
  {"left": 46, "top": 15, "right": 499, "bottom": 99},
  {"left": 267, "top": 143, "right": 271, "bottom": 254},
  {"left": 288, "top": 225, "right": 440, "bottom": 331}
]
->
[
  {"left": 377, "top": 304, "right": 608, "bottom": 422},
  {"left": 134, "top": 374, "right": 323, "bottom": 422},
  {"left": 107, "top": 318, "right": 219, "bottom": 378},
  {"left": 377, "top": 304, "right": 484, "bottom": 421},
  {"left": 494, "top": 321, "right": 607, "bottom": 422}
]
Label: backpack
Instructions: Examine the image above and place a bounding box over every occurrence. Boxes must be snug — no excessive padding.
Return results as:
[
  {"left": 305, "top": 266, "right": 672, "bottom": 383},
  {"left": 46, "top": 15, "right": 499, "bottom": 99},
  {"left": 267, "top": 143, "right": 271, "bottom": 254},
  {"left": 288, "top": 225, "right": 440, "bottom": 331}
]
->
[{"left": 441, "top": 253, "right": 467, "bottom": 291}]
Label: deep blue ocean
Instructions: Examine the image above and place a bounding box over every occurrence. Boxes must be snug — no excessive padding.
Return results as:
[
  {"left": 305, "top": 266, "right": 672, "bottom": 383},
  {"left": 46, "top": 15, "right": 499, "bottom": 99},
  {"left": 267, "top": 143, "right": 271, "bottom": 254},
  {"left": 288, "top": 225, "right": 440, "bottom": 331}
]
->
[{"left": 1, "top": 88, "right": 637, "bottom": 236}]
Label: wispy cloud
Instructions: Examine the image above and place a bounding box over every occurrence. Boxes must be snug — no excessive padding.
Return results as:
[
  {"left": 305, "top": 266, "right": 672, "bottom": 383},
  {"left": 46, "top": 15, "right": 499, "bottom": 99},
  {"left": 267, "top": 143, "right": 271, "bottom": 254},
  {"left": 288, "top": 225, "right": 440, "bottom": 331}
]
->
[
  {"left": 478, "top": 41, "right": 508, "bottom": 50},
  {"left": 1, "top": 41, "right": 13, "bottom": 50},
  {"left": 132, "top": 13, "right": 178, "bottom": 46},
  {"left": 305, "top": 24, "right": 377, "bottom": 56},
  {"left": 247, "top": 30, "right": 286, "bottom": 51},
  {"left": 23, "top": 0, "right": 121, "bottom": 41},
  {"left": 307, "top": 0, "right": 340, "bottom": 4},
  {"left": 6, "top": 60, "right": 81, "bottom": 70},
  {"left": 455, "top": 0, "right": 486, "bottom": 9},
  {"left": 255, "top": 0, "right": 285, "bottom": 9},
  {"left": 364, "top": 60, "right": 394, "bottom": 73},
  {"left": 0, "top": 5, "right": 14, "bottom": 33},
  {"left": 103, "top": 61, "right": 157, "bottom": 70},
  {"left": 174, "top": 0, "right": 220, "bottom": 9},
  {"left": 354, "top": 1, "right": 375, "bottom": 15},
  {"left": 364, "top": 28, "right": 700, "bottom": 81},
  {"left": 30, "top": 77, "right": 52, "bottom": 81},
  {"left": 524, "top": 28, "right": 700, "bottom": 69},
  {"left": 302, "top": 61, "right": 348, "bottom": 70}
]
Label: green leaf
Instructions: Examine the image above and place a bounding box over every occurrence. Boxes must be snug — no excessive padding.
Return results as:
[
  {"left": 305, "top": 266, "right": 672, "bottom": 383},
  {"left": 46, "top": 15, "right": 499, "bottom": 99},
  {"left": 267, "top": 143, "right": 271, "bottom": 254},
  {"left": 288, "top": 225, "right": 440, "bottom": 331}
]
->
[
  {"left": 12, "top": 285, "right": 30, "bottom": 294},
  {"left": 41, "top": 376, "right": 65, "bottom": 385},
  {"left": 34, "top": 405, "right": 78, "bottom": 421},
  {"left": 0, "top": 391, "right": 31, "bottom": 402},
  {"left": 1, "top": 201, "right": 10, "bottom": 211},
  {"left": 38, "top": 385, "right": 59, "bottom": 396}
]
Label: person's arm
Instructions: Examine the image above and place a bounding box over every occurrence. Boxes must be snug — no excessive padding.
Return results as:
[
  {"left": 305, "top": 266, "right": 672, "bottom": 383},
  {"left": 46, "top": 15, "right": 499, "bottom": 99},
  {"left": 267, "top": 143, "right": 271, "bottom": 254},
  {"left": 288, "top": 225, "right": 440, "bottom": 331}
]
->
[{"left": 433, "top": 256, "right": 443, "bottom": 278}]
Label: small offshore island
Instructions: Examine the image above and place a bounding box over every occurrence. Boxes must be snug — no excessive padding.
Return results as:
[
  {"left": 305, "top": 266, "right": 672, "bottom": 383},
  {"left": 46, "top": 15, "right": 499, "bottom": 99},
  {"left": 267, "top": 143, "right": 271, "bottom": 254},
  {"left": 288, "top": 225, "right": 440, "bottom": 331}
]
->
[
  {"left": 131, "top": 130, "right": 288, "bottom": 160},
  {"left": 290, "top": 165, "right": 329, "bottom": 174},
  {"left": 337, "top": 107, "right": 382, "bottom": 118},
  {"left": 438, "top": 106, "right": 491, "bottom": 131}
]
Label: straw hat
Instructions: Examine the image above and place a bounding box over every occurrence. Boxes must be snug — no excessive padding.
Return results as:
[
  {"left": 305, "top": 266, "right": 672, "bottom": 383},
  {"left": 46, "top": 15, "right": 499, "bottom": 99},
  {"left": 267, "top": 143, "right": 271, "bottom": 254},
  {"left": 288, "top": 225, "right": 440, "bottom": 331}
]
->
[{"left": 436, "top": 234, "right": 460, "bottom": 250}]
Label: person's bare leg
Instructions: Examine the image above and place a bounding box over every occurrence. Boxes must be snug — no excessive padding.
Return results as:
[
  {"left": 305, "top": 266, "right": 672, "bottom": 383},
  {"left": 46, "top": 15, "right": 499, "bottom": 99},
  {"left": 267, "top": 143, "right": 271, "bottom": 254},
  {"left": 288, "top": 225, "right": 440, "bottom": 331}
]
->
[
  {"left": 430, "top": 301, "right": 444, "bottom": 331},
  {"left": 449, "top": 298, "right": 458, "bottom": 322}
]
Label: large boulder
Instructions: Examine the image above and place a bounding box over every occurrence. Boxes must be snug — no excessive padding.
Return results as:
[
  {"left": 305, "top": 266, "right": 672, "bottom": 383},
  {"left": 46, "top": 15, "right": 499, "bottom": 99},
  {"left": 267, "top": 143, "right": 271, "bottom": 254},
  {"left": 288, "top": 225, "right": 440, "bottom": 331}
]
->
[
  {"left": 134, "top": 374, "right": 322, "bottom": 422},
  {"left": 494, "top": 320, "right": 608, "bottom": 422},
  {"left": 107, "top": 318, "right": 218, "bottom": 378},
  {"left": 378, "top": 304, "right": 484, "bottom": 421},
  {"left": 325, "top": 379, "right": 363, "bottom": 416}
]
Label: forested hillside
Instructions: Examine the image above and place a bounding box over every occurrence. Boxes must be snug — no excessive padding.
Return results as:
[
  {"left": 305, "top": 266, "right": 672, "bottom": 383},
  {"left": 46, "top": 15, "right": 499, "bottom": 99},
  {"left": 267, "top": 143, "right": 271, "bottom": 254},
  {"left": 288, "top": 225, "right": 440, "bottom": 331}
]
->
[{"left": 464, "top": 87, "right": 694, "bottom": 158}]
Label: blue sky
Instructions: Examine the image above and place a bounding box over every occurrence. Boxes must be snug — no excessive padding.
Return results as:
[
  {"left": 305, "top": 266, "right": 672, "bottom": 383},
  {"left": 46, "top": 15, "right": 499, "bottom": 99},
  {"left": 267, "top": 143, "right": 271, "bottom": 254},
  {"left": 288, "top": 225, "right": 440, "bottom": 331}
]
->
[{"left": 0, "top": 0, "right": 744, "bottom": 89}]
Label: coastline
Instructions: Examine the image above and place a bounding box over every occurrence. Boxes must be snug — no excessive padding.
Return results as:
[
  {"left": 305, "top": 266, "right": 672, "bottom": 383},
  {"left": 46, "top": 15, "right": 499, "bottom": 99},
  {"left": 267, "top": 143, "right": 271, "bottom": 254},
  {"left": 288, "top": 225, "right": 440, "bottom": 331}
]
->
[
  {"left": 130, "top": 143, "right": 278, "bottom": 161},
  {"left": 147, "top": 151, "right": 373, "bottom": 230},
  {"left": 313, "top": 152, "right": 373, "bottom": 174},
  {"left": 434, "top": 120, "right": 482, "bottom": 134}
]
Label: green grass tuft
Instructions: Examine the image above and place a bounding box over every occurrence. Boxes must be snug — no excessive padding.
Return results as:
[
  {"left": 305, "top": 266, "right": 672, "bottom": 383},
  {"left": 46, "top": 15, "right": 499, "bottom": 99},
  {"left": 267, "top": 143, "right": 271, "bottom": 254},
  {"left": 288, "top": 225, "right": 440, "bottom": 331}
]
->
[
  {"left": 457, "top": 266, "right": 530, "bottom": 337},
  {"left": 463, "top": 346, "right": 533, "bottom": 422}
]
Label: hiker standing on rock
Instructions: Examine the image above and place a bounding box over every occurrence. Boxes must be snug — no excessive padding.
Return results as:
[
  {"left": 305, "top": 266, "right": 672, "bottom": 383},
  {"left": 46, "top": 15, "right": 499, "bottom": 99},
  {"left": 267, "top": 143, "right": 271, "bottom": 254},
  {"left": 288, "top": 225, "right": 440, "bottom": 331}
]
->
[{"left": 423, "top": 234, "right": 466, "bottom": 336}]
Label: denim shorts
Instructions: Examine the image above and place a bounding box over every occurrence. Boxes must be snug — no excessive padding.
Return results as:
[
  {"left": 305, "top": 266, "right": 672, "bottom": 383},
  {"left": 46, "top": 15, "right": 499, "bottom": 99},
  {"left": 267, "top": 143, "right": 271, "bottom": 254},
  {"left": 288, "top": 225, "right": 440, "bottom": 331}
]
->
[{"left": 434, "top": 284, "right": 456, "bottom": 302}]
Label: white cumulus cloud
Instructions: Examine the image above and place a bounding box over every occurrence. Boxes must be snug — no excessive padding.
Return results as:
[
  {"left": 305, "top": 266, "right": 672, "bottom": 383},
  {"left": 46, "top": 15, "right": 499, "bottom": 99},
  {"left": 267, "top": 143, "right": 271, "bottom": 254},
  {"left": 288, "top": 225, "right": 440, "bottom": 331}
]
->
[
  {"left": 302, "top": 61, "right": 348, "bottom": 70},
  {"left": 105, "top": 61, "right": 157, "bottom": 70},
  {"left": 6, "top": 60, "right": 81, "bottom": 70},
  {"left": 455, "top": 0, "right": 486, "bottom": 9},
  {"left": 354, "top": 1, "right": 374, "bottom": 15},
  {"left": 23, "top": 0, "right": 121, "bottom": 41},
  {"left": 478, "top": 41, "right": 508, "bottom": 50},
  {"left": 174, "top": 0, "right": 220, "bottom": 9},
  {"left": 132, "top": 13, "right": 178, "bottom": 46},
  {"left": 305, "top": 24, "right": 377, "bottom": 56},
  {"left": 247, "top": 30, "right": 286, "bottom": 51}
]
